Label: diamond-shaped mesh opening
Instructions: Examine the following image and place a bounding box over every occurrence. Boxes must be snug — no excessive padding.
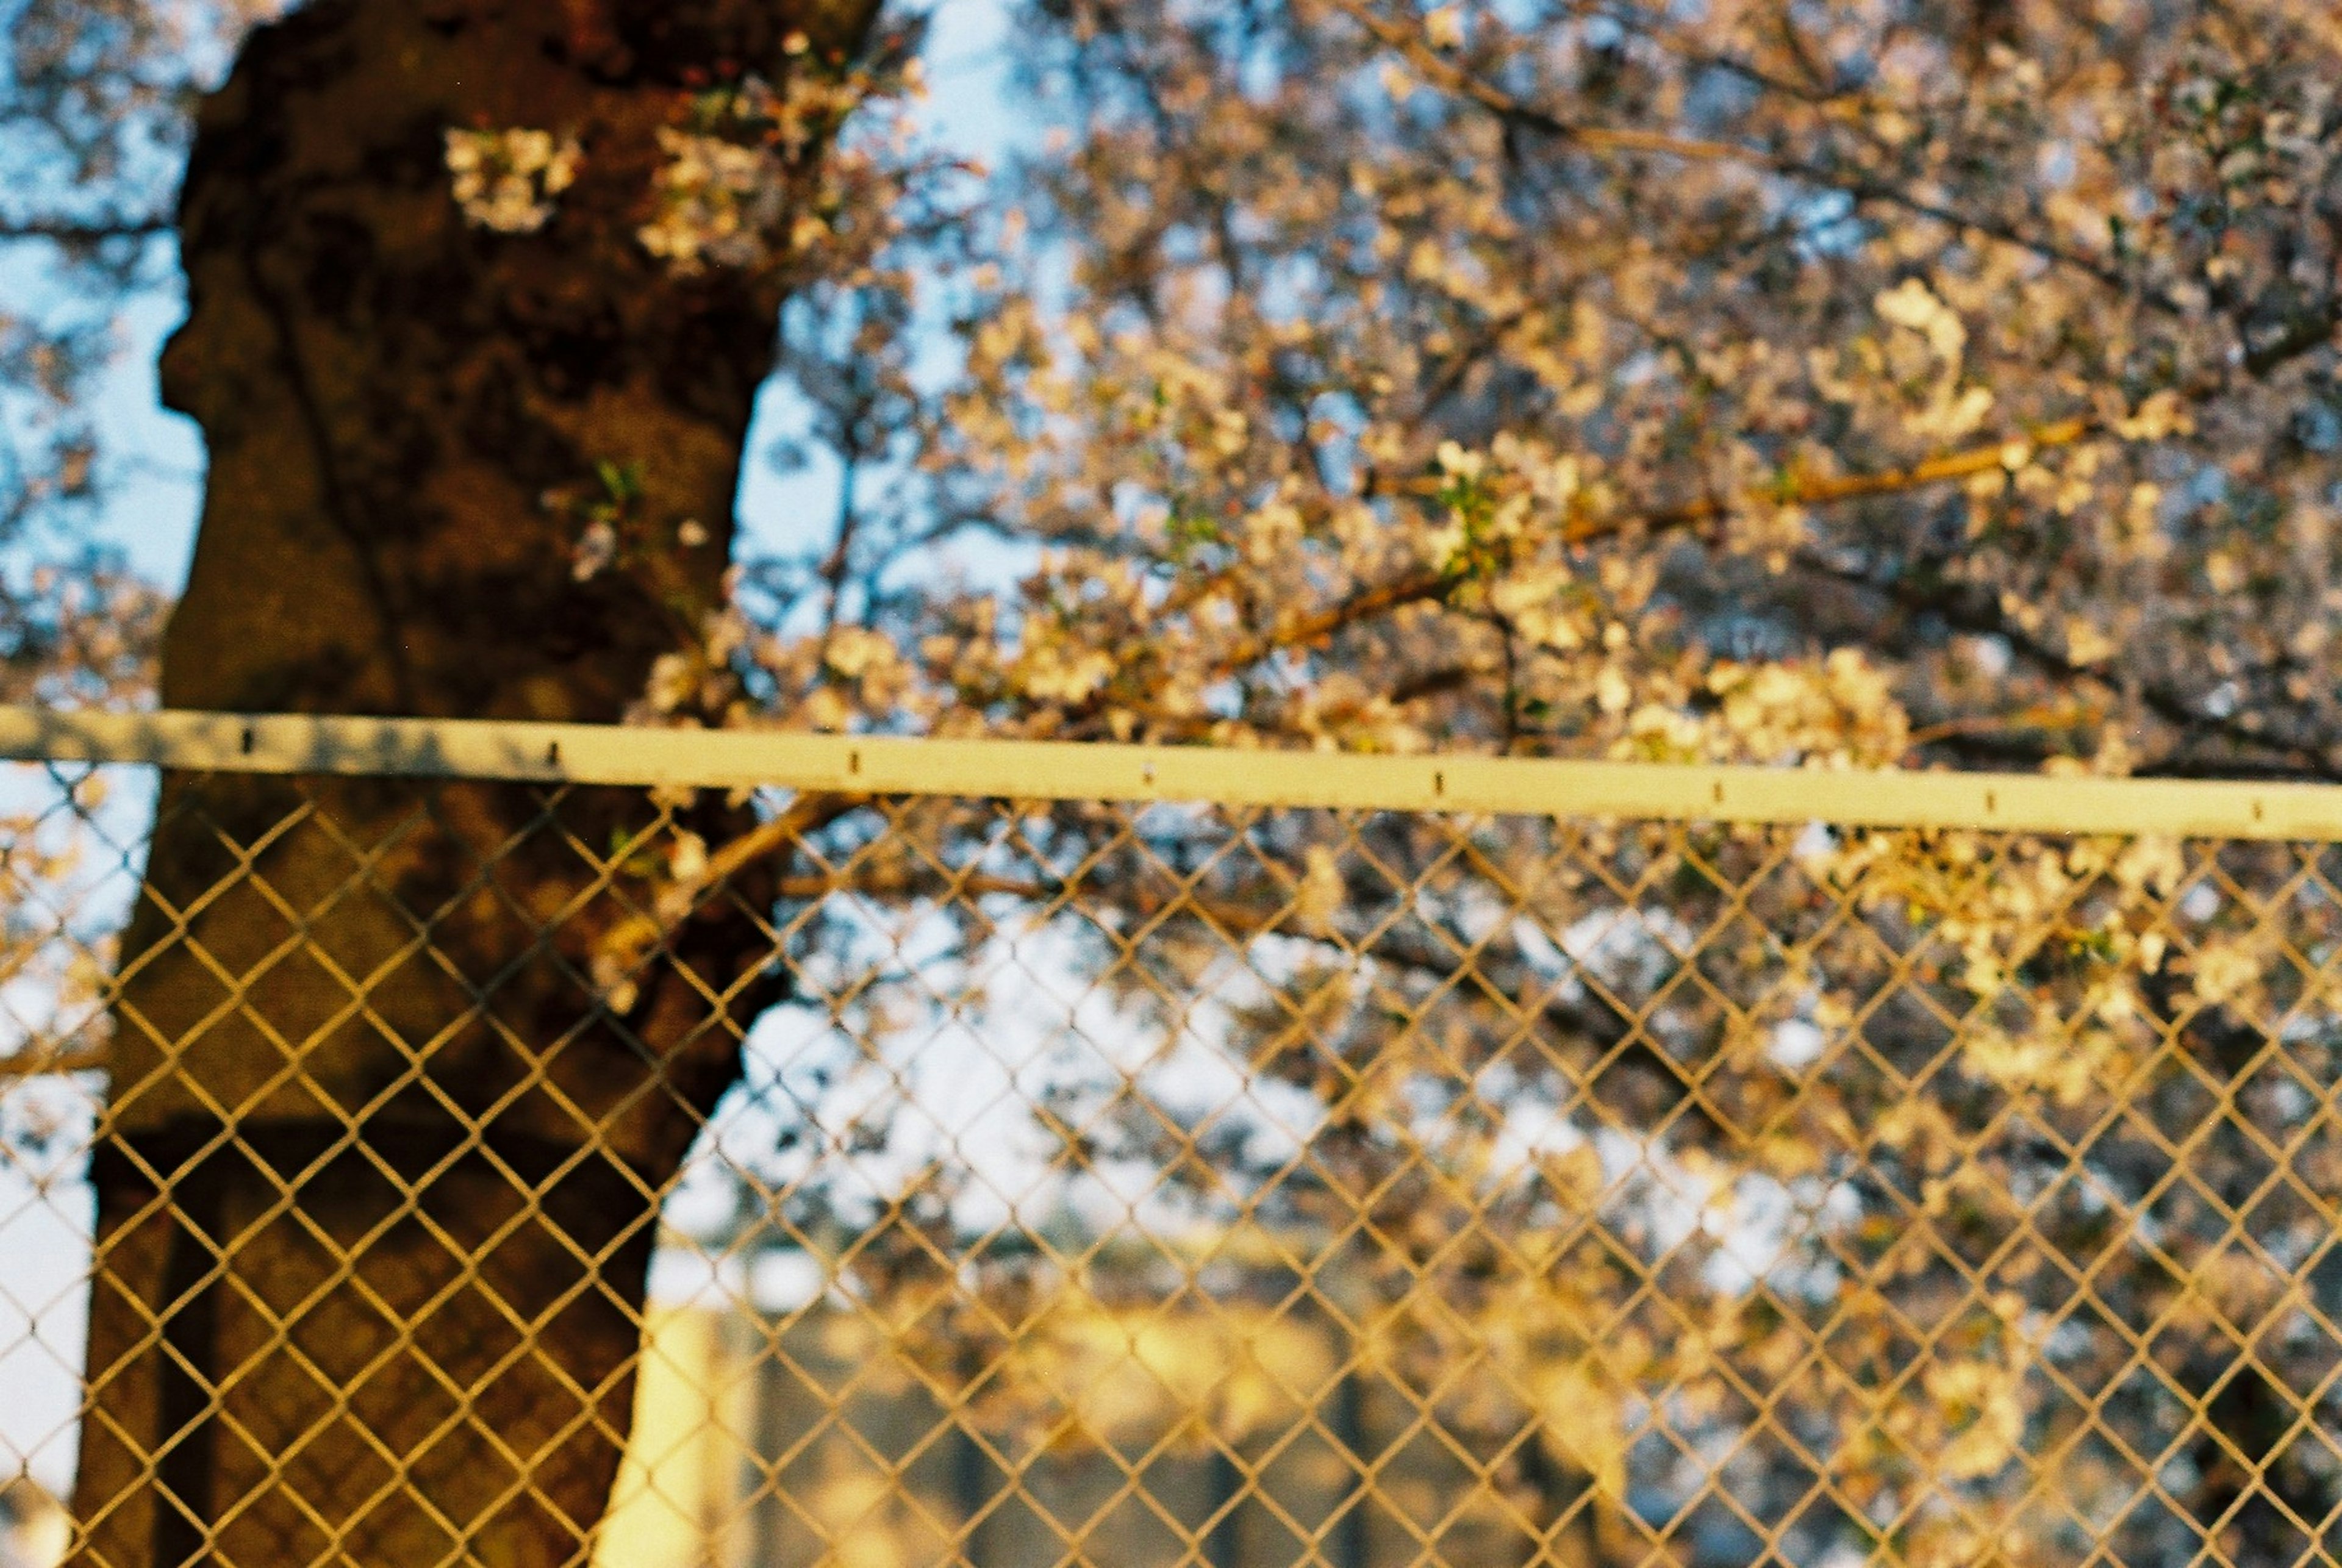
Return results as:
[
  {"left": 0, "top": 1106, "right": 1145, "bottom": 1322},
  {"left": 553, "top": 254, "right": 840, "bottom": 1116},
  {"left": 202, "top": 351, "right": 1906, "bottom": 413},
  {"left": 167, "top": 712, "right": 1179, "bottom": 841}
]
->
[{"left": 7, "top": 756, "right": 2342, "bottom": 1568}]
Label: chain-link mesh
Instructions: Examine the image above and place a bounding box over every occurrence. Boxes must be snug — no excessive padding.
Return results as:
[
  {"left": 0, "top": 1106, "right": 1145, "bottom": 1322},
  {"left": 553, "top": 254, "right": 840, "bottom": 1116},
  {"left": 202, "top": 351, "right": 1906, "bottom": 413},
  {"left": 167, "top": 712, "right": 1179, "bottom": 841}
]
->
[{"left": 5, "top": 742, "right": 2342, "bottom": 1568}]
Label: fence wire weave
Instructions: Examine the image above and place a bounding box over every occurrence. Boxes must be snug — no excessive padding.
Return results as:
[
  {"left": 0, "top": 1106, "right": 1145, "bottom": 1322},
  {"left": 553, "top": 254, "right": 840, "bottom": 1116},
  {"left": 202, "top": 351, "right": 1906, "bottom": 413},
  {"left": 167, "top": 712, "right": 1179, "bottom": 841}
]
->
[{"left": 4, "top": 717, "right": 2342, "bottom": 1568}]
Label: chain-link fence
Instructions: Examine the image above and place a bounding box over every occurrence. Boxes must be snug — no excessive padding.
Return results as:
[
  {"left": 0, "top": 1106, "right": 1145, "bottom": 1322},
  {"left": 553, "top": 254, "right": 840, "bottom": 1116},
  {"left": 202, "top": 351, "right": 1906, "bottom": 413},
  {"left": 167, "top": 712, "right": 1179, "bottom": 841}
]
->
[{"left": 5, "top": 709, "right": 2342, "bottom": 1568}]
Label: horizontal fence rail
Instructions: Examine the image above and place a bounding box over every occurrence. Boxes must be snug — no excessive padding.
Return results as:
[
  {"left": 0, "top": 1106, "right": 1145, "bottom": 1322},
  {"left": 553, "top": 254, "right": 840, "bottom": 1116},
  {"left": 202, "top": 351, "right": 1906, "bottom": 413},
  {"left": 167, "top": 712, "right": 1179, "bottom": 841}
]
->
[
  {"left": 2, "top": 710, "right": 2341, "bottom": 1568},
  {"left": 4, "top": 704, "right": 2341, "bottom": 837}
]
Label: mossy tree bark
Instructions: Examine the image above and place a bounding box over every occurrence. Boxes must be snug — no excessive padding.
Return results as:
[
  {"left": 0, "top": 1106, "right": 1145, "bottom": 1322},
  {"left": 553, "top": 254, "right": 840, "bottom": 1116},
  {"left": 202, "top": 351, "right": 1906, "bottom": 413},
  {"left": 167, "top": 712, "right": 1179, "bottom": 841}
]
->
[{"left": 69, "top": 2, "right": 875, "bottom": 1564}]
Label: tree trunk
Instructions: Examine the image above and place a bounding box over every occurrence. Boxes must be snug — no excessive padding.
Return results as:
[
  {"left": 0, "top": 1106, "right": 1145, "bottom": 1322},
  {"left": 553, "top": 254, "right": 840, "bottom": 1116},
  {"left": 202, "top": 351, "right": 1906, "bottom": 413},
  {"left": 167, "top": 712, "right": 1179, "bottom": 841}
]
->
[{"left": 70, "top": 2, "right": 875, "bottom": 1564}]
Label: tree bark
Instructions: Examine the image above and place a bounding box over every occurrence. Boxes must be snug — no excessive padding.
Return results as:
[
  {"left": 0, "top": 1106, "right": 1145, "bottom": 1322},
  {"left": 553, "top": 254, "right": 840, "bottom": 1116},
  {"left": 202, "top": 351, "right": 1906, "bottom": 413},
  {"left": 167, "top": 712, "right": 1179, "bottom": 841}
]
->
[{"left": 70, "top": 2, "right": 875, "bottom": 1564}]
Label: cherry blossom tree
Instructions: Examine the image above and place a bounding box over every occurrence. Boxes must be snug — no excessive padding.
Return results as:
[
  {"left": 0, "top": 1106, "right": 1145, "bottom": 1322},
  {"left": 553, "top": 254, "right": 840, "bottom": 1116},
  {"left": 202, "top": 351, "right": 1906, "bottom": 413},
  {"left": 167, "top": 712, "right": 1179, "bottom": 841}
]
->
[
  {"left": 10, "top": 0, "right": 2342, "bottom": 1563},
  {"left": 709, "top": 4, "right": 2342, "bottom": 1561}
]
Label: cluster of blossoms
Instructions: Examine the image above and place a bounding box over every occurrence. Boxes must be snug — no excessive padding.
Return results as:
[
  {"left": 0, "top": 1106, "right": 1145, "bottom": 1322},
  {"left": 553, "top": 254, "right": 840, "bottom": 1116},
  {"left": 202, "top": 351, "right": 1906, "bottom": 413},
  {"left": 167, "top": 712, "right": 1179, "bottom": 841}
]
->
[
  {"left": 442, "top": 126, "right": 581, "bottom": 234},
  {"left": 636, "top": 126, "right": 796, "bottom": 273},
  {"left": 637, "top": 65, "right": 903, "bottom": 276},
  {"left": 440, "top": 62, "right": 898, "bottom": 272}
]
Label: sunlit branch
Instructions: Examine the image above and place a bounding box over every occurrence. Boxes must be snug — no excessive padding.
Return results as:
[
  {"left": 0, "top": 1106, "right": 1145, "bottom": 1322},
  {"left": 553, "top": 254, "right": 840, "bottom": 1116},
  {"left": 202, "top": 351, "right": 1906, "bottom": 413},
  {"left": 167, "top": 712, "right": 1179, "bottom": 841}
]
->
[
  {"left": 1617, "top": 419, "right": 2095, "bottom": 538},
  {"left": 0, "top": 1041, "right": 108, "bottom": 1079},
  {"left": 1199, "top": 416, "right": 2098, "bottom": 683},
  {"left": 598, "top": 789, "right": 873, "bottom": 978}
]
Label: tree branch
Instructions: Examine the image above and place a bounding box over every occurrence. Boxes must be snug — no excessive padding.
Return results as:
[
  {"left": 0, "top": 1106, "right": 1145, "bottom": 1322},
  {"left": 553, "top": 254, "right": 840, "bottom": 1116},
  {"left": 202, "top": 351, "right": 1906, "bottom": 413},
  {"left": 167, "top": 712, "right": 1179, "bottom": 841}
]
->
[
  {"left": 1791, "top": 548, "right": 2342, "bottom": 781},
  {"left": 0, "top": 215, "right": 173, "bottom": 243},
  {"left": 1327, "top": 0, "right": 2142, "bottom": 300},
  {"left": 1193, "top": 415, "right": 2098, "bottom": 686}
]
